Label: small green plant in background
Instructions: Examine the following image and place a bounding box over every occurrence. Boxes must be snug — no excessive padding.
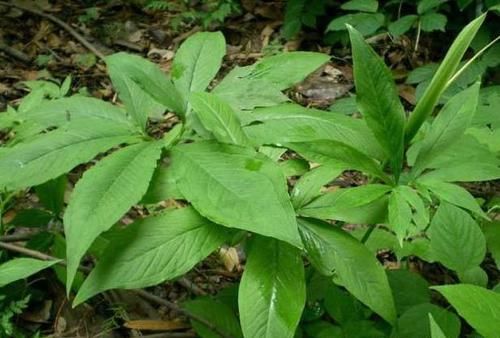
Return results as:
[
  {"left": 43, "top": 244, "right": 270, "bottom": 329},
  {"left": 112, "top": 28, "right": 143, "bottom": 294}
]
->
[
  {"left": 0, "top": 11, "right": 500, "bottom": 338},
  {"left": 143, "top": 0, "right": 240, "bottom": 30}
]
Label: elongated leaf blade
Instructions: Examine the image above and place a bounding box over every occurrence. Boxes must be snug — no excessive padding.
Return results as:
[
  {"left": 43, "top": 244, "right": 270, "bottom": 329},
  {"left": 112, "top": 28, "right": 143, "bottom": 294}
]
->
[
  {"left": 170, "top": 141, "right": 302, "bottom": 247},
  {"left": 74, "top": 207, "right": 228, "bottom": 305},
  {"left": 64, "top": 141, "right": 163, "bottom": 291},
  {"left": 419, "top": 179, "right": 487, "bottom": 219},
  {"left": 405, "top": 14, "right": 486, "bottom": 142},
  {"left": 242, "top": 103, "right": 385, "bottom": 159},
  {"left": 429, "top": 203, "right": 486, "bottom": 273},
  {"left": 106, "top": 52, "right": 184, "bottom": 114},
  {"left": 0, "top": 120, "right": 140, "bottom": 191},
  {"left": 0, "top": 258, "right": 60, "bottom": 287},
  {"left": 239, "top": 236, "right": 305, "bottom": 338},
  {"left": 288, "top": 140, "right": 390, "bottom": 182},
  {"left": 171, "top": 31, "right": 226, "bottom": 107},
  {"left": 20, "top": 96, "right": 132, "bottom": 129},
  {"left": 299, "top": 184, "right": 391, "bottom": 224},
  {"left": 250, "top": 52, "right": 330, "bottom": 90},
  {"left": 213, "top": 65, "right": 289, "bottom": 112},
  {"left": 389, "top": 188, "right": 413, "bottom": 245},
  {"left": 347, "top": 25, "right": 406, "bottom": 180},
  {"left": 432, "top": 284, "right": 500, "bottom": 338},
  {"left": 413, "top": 83, "right": 480, "bottom": 174},
  {"left": 291, "top": 164, "right": 344, "bottom": 209},
  {"left": 189, "top": 92, "right": 249, "bottom": 146},
  {"left": 298, "top": 218, "right": 397, "bottom": 324}
]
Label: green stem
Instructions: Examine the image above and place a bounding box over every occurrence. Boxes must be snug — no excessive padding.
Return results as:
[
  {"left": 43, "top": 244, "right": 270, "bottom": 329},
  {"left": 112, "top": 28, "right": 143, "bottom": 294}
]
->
[{"left": 361, "top": 224, "right": 377, "bottom": 244}]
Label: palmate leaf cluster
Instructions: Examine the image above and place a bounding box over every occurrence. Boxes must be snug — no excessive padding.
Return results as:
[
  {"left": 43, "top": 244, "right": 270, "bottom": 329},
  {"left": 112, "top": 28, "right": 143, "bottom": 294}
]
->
[{"left": 0, "top": 15, "right": 500, "bottom": 338}]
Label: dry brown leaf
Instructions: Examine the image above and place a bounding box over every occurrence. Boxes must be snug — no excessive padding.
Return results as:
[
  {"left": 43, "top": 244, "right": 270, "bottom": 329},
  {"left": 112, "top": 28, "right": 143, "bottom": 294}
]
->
[{"left": 124, "top": 319, "right": 189, "bottom": 331}]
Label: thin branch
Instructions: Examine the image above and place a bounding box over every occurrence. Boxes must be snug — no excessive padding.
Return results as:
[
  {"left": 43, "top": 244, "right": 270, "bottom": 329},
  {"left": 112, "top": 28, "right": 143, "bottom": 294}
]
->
[
  {"left": 0, "top": 41, "right": 31, "bottom": 63},
  {"left": 0, "top": 241, "right": 231, "bottom": 338},
  {"left": 0, "top": 1, "right": 105, "bottom": 60},
  {"left": 134, "top": 290, "right": 233, "bottom": 338},
  {"left": 0, "top": 230, "right": 41, "bottom": 242}
]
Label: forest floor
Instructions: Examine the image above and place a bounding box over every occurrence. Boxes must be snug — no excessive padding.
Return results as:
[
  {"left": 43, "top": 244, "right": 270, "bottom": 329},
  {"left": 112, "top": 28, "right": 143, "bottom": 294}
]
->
[{"left": 0, "top": 1, "right": 499, "bottom": 337}]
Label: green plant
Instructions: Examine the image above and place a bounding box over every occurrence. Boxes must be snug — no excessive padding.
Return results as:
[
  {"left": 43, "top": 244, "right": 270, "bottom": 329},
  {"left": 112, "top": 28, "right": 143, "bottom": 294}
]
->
[
  {"left": 0, "top": 294, "right": 30, "bottom": 337},
  {"left": 143, "top": 0, "right": 240, "bottom": 30},
  {"left": 0, "top": 14, "right": 499, "bottom": 338}
]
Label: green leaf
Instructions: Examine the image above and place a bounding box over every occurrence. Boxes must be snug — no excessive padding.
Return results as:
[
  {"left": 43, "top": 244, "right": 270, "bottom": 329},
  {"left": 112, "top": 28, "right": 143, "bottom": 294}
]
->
[
  {"left": 393, "top": 303, "right": 461, "bottom": 338},
  {"left": 419, "top": 179, "right": 487, "bottom": 219},
  {"left": 189, "top": 92, "right": 249, "bottom": 145},
  {"left": 483, "top": 221, "right": 500, "bottom": 269},
  {"left": 388, "top": 188, "right": 413, "bottom": 245},
  {"left": 388, "top": 269, "right": 430, "bottom": 314},
  {"left": 327, "top": 13, "right": 385, "bottom": 36},
  {"left": 184, "top": 297, "right": 243, "bottom": 338},
  {"left": 288, "top": 140, "right": 390, "bottom": 182},
  {"left": 171, "top": 32, "right": 226, "bottom": 108},
  {"left": 299, "top": 184, "right": 390, "bottom": 224},
  {"left": 348, "top": 25, "right": 406, "bottom": 180},
  {"left": 298, "top": 218, "right": 397, "bottom": 324},
  {"left": 106, "top": 52, "right": 184, "bottom": 114},
  {"left": 417, "top": 0, "right": 446, "bottom": 14},
  {"left": 432, "top": 284, "right": 500, "bottom": 338},
  {"left": 0, "top": 258, "right": 60, "bottom": 287},
  {"left": 239, "top": 236, "right": 305, "bottom": 338},
  {"left": 64, "top": 141, "right": 163, "bottom": 292},
  {"left": 170, "top": 141, "right": 302, "bottom": 247},
  {"left": 412, "top": 83, "right": 480, "bottom": 175},
  {"left": 0, "top": 120, "right": 140, "bottom": 191},
  {"left": 420, "top": 13, "right": 447, "bottom": 32},
  {"left": 249, "top": 52, "right": 330, "bottom": 91},
  {"left": 324, "top": 284, "right": 366, "bottom": 325},
  {"left": 291, "top": 164, "right": 344, "bottom": 209},
  {"left": 142, "top": 165, "right": 183, "bottom": 203},
  {"left": 111, "top": 75, "right": 160, "bottom": 130},
  {"left": 341, "top": 0, "right": 379, "bottom": 12},
  {"left": 213, "top": 65, "right": 289, "bottom": 112},
  {"left": 243, "top": 103, "right": 385, "bottom": 159},
  {"left": 428, "top": 203, "right": 486, "bottom": 274},
  {"left": 388, "top": 15, "right": 419, "bottom": 36},
  {"left": 18, "top": 96, "right": 133, "bottom": 133},
  {"left": 35, "top": 175, "right": 67, "bottom": 215},
  {"left": 398, "top": 185, "right": 430, "bottom": 230},
  {"left": 429, "top": 314, "right": 448, "bottom": 338},
  {"left": 73, "top": 207, "right": 228, "bottom": 305},
  {"left": 405, "top": 14, "right": 485, "bottom": 143}
]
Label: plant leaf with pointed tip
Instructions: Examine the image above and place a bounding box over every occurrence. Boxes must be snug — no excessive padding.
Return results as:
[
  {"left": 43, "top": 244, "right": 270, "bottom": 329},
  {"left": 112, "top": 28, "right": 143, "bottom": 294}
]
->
[
  {"left": 287, "top": 140, "right": 390, "bottom": 182},
  {"left": 74, "top": 207, "right": 228, "bottom": 305},
  {"left": 432, "top": 284, "right": 500, "bottom": 338},
  {"left": 419, "top": 179, "right": 487, "bottom": 219},
  {"left": 106, "top": 52, "right": 184, "bottom": 114},
  {"left": 347, "top": 25, "right": 406, "bottom": 180},
  {"left": 189, "top": 92, "right": 249, "bottom": 146},
  {"left": 239, "top": 236, "right": 305, "bottom": 338},
  {"left": 170, "top": 141, "right": 302, "bottom": 247},
  {"left": 389, "top": 188, "right": 413, "bottom": 245},
  {"left": 249, "top": 52, "right": 330, "bottom": 90},
  {"left": 0, "top": 258, "right": 61, "bottom": 287},
  {"left": 429, "top": 203, "right": 486, "bottom": 274},
  {"left": 64, "top": 141, "right": 163, "bottom": 291},
  {"left": 171, "top": 31, "right": 226, "bottom": 108},
  {"left": 412, "top": 83, "right": 480, "bottom": 175},
  {"left": 298, "top": 218, "right": 397, "bottom": 324},
  {"left": 299, "top": 184, "right": 391, "bottom": 224},
  {"left": 0, "top": 119, "right": 140, "bottom": 191},
  {"left": 243, "top": 103, "right": 385, "bottom": 159}
]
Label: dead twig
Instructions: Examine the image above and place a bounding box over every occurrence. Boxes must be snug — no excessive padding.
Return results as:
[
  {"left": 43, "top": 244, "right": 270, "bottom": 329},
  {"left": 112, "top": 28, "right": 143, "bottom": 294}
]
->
[
  {"left": 134, "top": 289, "right": 233, "bottom": 338},
  {"left": 0, "top": 1, "right": 106, "bottom": 61},
  {"left": 0, "top": 241, "right": 232, "bottom": 338},
  {"left": 177, "top": 277, "right": 207, "bottom": 296},
  {"left": 0, "top": 41, "right": 31, "bottom": 63},
  {"left": 0, "top": 230, "right": 42, "bottom": 242}
]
